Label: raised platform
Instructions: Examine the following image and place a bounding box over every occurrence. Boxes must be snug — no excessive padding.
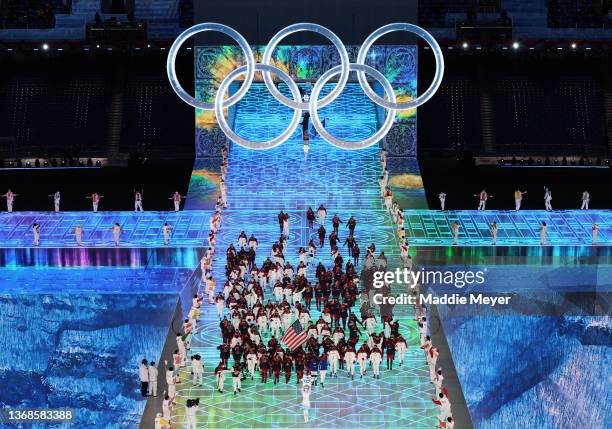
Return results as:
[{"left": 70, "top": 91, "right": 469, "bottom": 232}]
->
[
  {"left": 0, "top": 211, "right": 211, "bottom": 248},
  {"left": 0, "top": 209, "right": 610, "bottom": 248},
  {"left": 404, "top": 210, "right": 611, "bottom": 246}
]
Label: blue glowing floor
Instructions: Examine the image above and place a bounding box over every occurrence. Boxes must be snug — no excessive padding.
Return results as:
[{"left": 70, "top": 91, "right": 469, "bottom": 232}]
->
[
  {"left": 404, "top": 210, "right": 612, "bottom": 246},
  {"left": 0, "top": 211, "right": 210, "bottom": 247},
  {"left": 0, "top": 209, "right": 610, "bottom": 248},
  {"left": 171, "top": 83, "right": 438, "bottom": 428}
]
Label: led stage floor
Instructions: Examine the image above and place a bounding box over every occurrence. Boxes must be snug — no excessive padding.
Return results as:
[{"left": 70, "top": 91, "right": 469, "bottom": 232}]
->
[
  {"left": 404, "top": 210, "right": 612, "bottom": 246},
  {"left": 0, "top": 209, "right": 610, "bottom": 248},
  {"left": 0, "top": 211, "right": 211, "bottom": 247},
  {"left": 171, "top": 83, "right": 439, "bottom": 428},
  {"left": 172, "top": 209, "right": 437, "bottom": 428}
]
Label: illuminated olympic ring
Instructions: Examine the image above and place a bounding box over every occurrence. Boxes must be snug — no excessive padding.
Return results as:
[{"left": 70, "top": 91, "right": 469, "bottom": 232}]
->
[
  {"left": 309, "top": 63, "right": 396, "bottom": 150},
  {"left": 167, "top": 23, "right": 255, "bottom": 110},
  {"left": 356, "top": 23, "right": 444, "bottom": 110},
  {"left": 260, "top": 23, "right": 350, "bottom": 110},
  {"left": 215, "top": 63, "right": 303, "bottom": 150},
  {"left": 167, "top": 22, "right": 444, "bottom": 150}
]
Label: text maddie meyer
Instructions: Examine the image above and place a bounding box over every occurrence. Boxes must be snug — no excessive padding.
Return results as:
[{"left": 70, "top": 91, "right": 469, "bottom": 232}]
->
[
  {"left": 373, "top": 293, "right": 511, "bottom": 307},
  {"left": 373, "top": 268, "right": 486, "bottom": 289}
]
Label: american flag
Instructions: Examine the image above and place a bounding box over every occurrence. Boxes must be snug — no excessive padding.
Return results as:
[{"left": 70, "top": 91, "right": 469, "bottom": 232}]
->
[{"left": 281, "top": 320, "right": 308, "bottom": 350}]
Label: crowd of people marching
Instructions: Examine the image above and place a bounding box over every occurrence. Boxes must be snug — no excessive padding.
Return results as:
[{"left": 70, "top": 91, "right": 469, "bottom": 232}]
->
[
  {"left": 210, "top": 211, "right": 411, "bottom": 392},
  {"left": 146, "top": 146, "right": 459, "bottom": 429}
]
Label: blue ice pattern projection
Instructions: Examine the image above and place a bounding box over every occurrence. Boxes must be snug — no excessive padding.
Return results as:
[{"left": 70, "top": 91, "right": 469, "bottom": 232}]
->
[
  {"left": 427, "top": 263, "right": 612, "bottom": 429},
  {"left": 231, "top": 82, "right": 380, "bottom": 142},
  {"left": 194, "top": 45, "right": 417, "bottom": 157},
  {"left": 0, "top": 267, "right": 188, "bottom": 428}
]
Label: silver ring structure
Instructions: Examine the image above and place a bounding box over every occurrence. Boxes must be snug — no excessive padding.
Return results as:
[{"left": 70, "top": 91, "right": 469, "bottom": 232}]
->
[
  {"left": 356, "top": 22, "right": 444, "bottom": 110},
  {"left": 214, "top": 63, "right": 303, "bottom": 150},
  {"left": 167, "top": 22, "right": 255, "bottom": 110},
  {"left": 309, "top": 63, "right": 397, "bottom": 150},
  {"left": 260, "top": 23, "right": 350, "bottom": 110}
]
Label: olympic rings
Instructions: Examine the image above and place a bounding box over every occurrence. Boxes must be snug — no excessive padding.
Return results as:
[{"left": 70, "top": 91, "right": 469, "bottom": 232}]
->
[
  {"left": 261, "top": 23, "right": 350, "bottom": 110},
  {"left": 309, "top": 64, "right": 396, "bottom": 150},
  {"left": 167, "top": 22, "right": 445, "bottom": 150},
  {"left": 167, "top": 23, "right": 255, "bottom": 110},
  {"left": 356, "top": 23, "right": 444, "bottom": 110},
  {"left": 214, "top": 63, "right": 303, "bottom": 150}
]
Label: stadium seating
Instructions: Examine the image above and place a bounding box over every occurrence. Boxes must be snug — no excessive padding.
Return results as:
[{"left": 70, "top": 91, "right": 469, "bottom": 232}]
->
[
  {"left": 0, "top": 69, "right": 110, "bottom": 158},
  {"left": 547, "top": 0, "right": 609, "bottom": 28},
  {"left": 120, "top": 61, "right": 193, "bottom": 157},
  {"left": 0, "top": 0, "right": 55, "bottom": 29},
  {"left": 419, "top": 77, "right": 484, "bottom": 153},
  {"left": 0, "top": 55, "right": 193, "bottom": 160},
  {"left": 492, "top": 72, "right": 607, "bottom": 155}
]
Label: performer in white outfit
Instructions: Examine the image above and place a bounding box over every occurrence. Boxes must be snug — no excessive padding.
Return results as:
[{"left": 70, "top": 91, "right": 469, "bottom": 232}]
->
[
  {"left": 2, "top": 189, "right": 18, "bottom": 212},
  {"left": 162, "top": 222, "right": 172, "bottom": 245},
  {"left": 475, "top": 190, "right": 492, "bottom": 210},
  {"left": 491, "top": 222, "right": 498, "bottom": 246},
  {"left": 380, "top": 148, "right": 387, "bottom": 170},
  {"left": 432, "top": 392, "right": 453, "bottom": 424},
  {"left": 544, "top": 187, "right": 553, "bottom": 211},
  {"left": 231, "top": 366, "right": 242, "bottom": 395},
  {"left": 216, "top": 294, "right": 224, "bottom": 319},
  {"left": 452, "top": 222, "right": 459, "bottom": 246},
  {"left": 74, "top": 225, "right": 83, "bottom": 246},
  {"left": 581, "top": 190, "right": 590, "bottom": 210},
  {"left": 162, "top": 394, "right": 173, "bottom": 420},
  {"left": 357, "top": 346, "right": 369, "bottom": 378},
  {"left": 246, "top": 350, "right": 258, "bottom": 379},
  {"left": 540, "top": 222, "right": 547, "bottom": 246},
  {"left": 316, "top": 204, "right": 327, "bottom": 225},
  {"left": 215, "top": 365, "right": 228, "bottom": 393},
  {"left": 592, "top": 223, "right": 598, "bottom": 245},
  {"left": 301, "top": 375, "right": 313, "bottom": 422},
  {"left": 427, "top": 347, "right": 439, "bottom": 382},
  {"left": 384, "top": 190, "right": 393, "bottom": 212},
  {"left": 49, "top": 191, "right": 61, "bottom": 212},
  {"left": 170, "top": 191, "right": 185, "bottom": 211},
  {"left": 438, "top": 192, "right": 446, "bottom": 210},
  {"left": 344, "top": 347, "right": 356, "bottom": 379},
  {"left": 191, "top": 355, "right": 203, "bottom": 386},
  {"left": 514, "top": 190, "right": 527, "bottom": 210},
  {"left": 32, "top": 223, "right": 40, "bottom": 246},
  {"left": 395, "top": 336, "right": 407, "bottom": 366},
  {"left": 370, "top": 347, "right": 382, "bottom": 379},
  {"left": 112, "top": 223, "right": 122, "bottom": 246},
  {"left": 184, "top": 399, "right": 199, "bottom": 429},
  {"left": 86, "top": 193, "right": 103, "bottom": 212},
  {"left": 433, "top": 368, "right": 444, "bottom": 397},
  {"left": 328, "top": 348, "right": 340, "bottom": 377},
  {"left": 165, "top": 365, "right": 176, "bottom": 399},
  {"left": 134, "top": 190, "right": 144, "bottom": 212},
  {"left": 147, "top": 361, "right": 158, "bottom": 397},
  {"left": 248, "top": 234, "right": 258, "bottom": 251}
]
